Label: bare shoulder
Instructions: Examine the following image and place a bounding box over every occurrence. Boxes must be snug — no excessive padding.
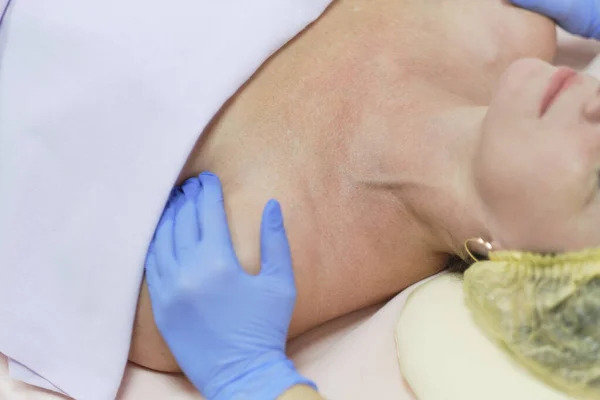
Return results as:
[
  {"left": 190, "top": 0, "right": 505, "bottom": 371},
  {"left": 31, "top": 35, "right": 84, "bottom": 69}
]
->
[{"left": 471, "top": 0, "right": 557, "bottom": 62}]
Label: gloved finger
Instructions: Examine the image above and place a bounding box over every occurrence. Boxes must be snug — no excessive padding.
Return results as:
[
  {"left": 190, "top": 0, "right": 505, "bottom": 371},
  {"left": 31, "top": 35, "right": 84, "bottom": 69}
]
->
[
  {"left": 259, "top": 199, "right": 295, "bottom": 285},
  {"left": 144, "top": 252, "right": 163, "bottom": 299},
  {"left": 153, "top": 198, "right": 177, "bottom": 274},
  {"left": 509, "top": 0, "right": 571, "bottom": 24},
  {"left": 199, "top": 172, "right": 235, "bottom": 252},
  {"left": 173, "top": 179, "right": 202, "bottom": 260}
]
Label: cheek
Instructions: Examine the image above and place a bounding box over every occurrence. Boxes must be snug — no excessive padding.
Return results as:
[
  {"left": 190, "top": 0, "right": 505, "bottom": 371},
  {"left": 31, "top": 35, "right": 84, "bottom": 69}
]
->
[
  {"left": 478, "top": 153, "right": 585, "bottom": 252},
  {"left": 476, "top": 123, "right": 547, "bottom": 232}
]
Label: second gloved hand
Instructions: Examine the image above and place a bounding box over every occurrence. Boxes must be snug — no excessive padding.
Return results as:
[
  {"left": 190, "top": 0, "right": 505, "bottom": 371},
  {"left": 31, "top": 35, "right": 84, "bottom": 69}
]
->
[
  {"left": 145, "top": 172, "right": 315, "bottom": 400},
  {"left": 511, "top": 0, "right": 600, "bottom": 39}
]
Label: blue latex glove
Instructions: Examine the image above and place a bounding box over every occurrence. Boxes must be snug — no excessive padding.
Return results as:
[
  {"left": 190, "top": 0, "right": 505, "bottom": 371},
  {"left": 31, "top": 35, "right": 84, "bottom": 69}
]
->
[
  {"left": 144, "top": 172, "right": 315, "bottom": 400},
  {"left": 510, "top": 0, "right": 600, "bottom": 39}
]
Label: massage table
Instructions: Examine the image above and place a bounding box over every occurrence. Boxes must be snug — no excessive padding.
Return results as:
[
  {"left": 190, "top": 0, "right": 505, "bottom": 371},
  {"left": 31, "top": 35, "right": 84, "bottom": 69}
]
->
[{"left": 1, "top": 29, "right": 599, "bottom": 400}]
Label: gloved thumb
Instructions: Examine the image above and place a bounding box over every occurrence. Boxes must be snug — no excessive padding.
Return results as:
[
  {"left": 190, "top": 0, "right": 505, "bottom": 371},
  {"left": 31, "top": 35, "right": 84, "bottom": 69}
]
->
[{"left": 259, "top": 199, "right": 294, "bottom": 282}]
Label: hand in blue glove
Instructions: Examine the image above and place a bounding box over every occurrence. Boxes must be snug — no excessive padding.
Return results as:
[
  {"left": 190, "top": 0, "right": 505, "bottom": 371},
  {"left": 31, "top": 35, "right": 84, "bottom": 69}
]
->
[
  {"left": 144, "top": 172, "right": 315, "bottom": 400},
  {"left": 510, "top": 0, "right": 600, "bottom": 39}
]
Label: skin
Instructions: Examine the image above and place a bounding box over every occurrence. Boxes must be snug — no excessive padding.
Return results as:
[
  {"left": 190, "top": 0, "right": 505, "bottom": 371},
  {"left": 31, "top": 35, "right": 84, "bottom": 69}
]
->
[{"left": 129, "top": 0, "right": 560, "bottom": 372}]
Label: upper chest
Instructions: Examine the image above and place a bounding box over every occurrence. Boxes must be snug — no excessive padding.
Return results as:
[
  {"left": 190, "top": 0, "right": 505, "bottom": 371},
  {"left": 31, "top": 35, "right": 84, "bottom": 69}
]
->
[{"left": 177, "top": 0, "right": 556, "bottom": 274}]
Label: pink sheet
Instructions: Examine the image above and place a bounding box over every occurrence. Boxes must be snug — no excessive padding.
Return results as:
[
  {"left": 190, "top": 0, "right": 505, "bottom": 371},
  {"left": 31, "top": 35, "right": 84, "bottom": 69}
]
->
[
  {"left": 2, "top": 29, "right": 599, "bottom": 400},
  {"left": 0, "top": 275, "right": 422, "bottom": 400},
  {"left": 4, "top": 274, "right": 439, "bottom": 400}
]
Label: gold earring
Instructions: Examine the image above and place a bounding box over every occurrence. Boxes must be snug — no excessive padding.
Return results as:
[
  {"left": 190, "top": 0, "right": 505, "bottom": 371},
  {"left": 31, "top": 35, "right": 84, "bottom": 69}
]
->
[{"left": 464, "top": 238, "right": 494, "bottom": 262}]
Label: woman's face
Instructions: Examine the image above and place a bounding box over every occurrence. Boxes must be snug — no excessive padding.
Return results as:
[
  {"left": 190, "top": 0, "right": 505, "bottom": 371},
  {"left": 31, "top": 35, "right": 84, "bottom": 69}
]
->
[{"left": 476, "top": 58, "right": 600, "bottom": 252}]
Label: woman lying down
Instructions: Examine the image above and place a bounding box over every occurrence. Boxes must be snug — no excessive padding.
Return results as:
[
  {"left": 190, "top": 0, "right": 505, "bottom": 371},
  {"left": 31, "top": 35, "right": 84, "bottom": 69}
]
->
[{"left": 129, "top": 0, "right": 600, "bottom": 397}]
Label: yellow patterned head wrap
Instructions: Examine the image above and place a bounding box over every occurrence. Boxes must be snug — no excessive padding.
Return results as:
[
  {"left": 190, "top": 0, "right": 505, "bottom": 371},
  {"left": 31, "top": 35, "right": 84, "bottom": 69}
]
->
[{"left": 464, "top": 248, "right": 600, "bottom": 399}]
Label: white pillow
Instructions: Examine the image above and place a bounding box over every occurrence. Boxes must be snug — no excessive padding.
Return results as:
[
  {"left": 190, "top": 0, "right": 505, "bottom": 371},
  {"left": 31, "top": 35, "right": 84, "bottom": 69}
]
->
[{"left": 395, "top": 274, "right": 574, "bottom": 400}]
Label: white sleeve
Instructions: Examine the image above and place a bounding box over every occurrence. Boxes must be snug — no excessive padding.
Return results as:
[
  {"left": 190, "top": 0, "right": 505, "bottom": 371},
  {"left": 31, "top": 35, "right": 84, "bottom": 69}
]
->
[{"left": 0, "top": 1, "right": 332, "bottom": 399}]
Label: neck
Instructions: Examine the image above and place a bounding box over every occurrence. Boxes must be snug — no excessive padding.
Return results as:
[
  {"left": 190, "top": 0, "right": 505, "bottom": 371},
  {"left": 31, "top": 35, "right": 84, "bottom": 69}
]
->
[
  {"left": 352, "top": 101, "right": 493, "bottom": 257},
  {"left": 427, "top": 105, "right": 493, "bottom": 256}
]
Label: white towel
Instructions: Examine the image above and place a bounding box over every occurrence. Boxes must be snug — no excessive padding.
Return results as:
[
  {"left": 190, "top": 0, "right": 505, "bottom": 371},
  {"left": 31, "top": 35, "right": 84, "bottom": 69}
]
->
[
  {"left": 0, "top": 0, "right": 10, "bottom": 61},
  {"left": 0, "top": 0, "right": 9, "bottom": 22},
  {"left": 0, "top": 1, "right": 332, "bottom": 399}
]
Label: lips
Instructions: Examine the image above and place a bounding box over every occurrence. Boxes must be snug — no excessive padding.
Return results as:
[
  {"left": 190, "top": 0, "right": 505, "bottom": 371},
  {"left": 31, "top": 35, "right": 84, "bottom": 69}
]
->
[{"left": 540, "top": 67, "right": 578, "bottom": 116}]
